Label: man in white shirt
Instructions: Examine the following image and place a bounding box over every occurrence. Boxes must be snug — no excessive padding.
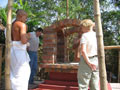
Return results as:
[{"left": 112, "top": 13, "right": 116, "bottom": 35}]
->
[
  {"left": 28, "top": 28, "right": 43, "bottom": 84},
  {"left": 77, "top": 19, "right": 99, "bottom": 90}
]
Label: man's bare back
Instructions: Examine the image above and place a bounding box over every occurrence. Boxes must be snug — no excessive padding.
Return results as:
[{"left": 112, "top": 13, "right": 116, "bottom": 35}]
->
[
  {"left": 12, "top": 9, "right": 28, "bottom": 44},
  {"left": 12, "top": 21, "right": 27, "bottom": 40}
]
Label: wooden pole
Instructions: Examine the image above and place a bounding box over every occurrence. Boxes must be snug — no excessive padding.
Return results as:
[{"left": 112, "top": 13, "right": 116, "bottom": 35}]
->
[
  {"left": 64, "top": 0, "right": 69, "bottom": 62},
  {"left": 66, "top": 0, "right": 69, "bottom": 19},
  {"left": 5, "top": 0, "right": 13, "bottom": 89},
  {"left": 0, "top": 45, "right": 3, "bottom": 88},
  {"left": 93, "top": 0, "right": 108, "bottom": 90},
  {"left": 118, "top": 50, "right": 120, "bottom": 82},
  {"left": 104, "top": 46, "right": 120, "bottom": 50}
]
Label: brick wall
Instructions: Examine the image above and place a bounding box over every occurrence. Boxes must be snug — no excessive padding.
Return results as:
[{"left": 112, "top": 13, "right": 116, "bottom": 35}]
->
[{"left": 42, "top": 19, "right": 81, "bottom": 65}]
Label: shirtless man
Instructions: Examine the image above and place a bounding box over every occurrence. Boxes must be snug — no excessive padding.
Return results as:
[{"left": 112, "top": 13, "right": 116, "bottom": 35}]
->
[
  {"left": 12, "top": 10, "right": 28, "bottom": 43},
  {"left": 10, "top": 9, "right": 30, "bottom": 90}
]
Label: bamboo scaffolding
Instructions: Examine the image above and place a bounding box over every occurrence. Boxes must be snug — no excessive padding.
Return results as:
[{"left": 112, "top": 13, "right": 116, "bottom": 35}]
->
[
  {"left": 66, "top": 0, "right": 69, "bottom": 19},
  {"left": 0, "top": 45, "right": 2, "bottom": 88},
  {"left": 118, "top": 51, "right": 120, "bottom": 83},
  {"left": 104, "top": 46, "right": 120, "bottom": 50},
  {"left": 5, "top": 0, "right": 13, "bottom": 89},
  {"left": 93, "top": 0, "right": 108, "bottom": 90}
]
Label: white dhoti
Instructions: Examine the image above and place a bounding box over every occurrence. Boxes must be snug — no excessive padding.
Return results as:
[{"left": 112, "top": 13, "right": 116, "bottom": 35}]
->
[{"left": 10, "top": 41, "right": 30, "bottom": 90}]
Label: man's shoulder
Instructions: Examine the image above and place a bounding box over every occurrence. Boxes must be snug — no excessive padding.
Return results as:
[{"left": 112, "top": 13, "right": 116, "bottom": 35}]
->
[
  {"left": 13, "top": 21, "right": 26, "bottom": 27},
  {"left": 30, "top": 32, "right": 35, "bottom": 34},
  {"left": 29, "top": 32, "right": 36, "bottom": 37}
]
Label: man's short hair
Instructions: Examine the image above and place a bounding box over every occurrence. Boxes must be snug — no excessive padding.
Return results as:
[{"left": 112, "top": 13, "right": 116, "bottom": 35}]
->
[
  {"left": 80, "top": 19, "right": 95, "bottom": 28},
  {"left": 36, "top": 27, "right": 43, "bottom": 32},
  {"left": 16, "top": 9, "right": 22, "bottom": 14},
  {"left": 16, "top": 9, "right": 27, "bottom": 17}
]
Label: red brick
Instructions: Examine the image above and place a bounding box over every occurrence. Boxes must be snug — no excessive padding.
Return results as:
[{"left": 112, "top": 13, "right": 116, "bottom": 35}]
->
[
  {"left": 44, "top": 28, "right": 55, "bottom": 33},
  {"left": 42, "top": 55, "right": 54, "bottom": 60},
  {"left": 42, "top": 60, "right": 54, "bottom": 63},
  {"left": 43, "top": 52, "right": 57, "bottom": 56},
  {"left": 43, "top": 39, "right": 56, "bottom": 43},
  {"left": 43, "top": 43, "right": 56, "bottom": 47},
  {"left": 43, "top": 34, "right": 57, "bottom": 39},
  {"left": 43, "top": 47, "right": 57, "bottom": 53}
]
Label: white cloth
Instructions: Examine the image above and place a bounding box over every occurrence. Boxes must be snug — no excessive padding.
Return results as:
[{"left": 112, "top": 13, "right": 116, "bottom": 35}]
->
[
  {"left": 4, "top": 28, "right": 6, "bottom": 38},
  {"left": 80, "top": 31, "right": 97, "bottom": 57},
  {"left": 10, "top": 41, "right": 30, "bottom": 90},
  {"left": 28, "top": 32, "right": 39, "bottom": 51}
]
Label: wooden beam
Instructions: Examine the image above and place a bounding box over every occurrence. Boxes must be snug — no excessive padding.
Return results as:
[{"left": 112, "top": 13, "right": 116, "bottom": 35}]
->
[
  {"left": 104, "top": 46, "right": 120, "bottom": 50},
  {"left": 67, "top": 46, "right": 120, "bottom": 51}
]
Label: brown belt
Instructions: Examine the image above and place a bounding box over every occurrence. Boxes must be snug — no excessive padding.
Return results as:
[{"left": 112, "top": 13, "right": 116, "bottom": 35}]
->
[{"left": 89, "top": 55, "right": 98, "bottom": 58}]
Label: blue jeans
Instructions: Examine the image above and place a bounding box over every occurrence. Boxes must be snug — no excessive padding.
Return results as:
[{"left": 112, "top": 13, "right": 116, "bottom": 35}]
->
[{"left": 28, "top": 51, "right": 38, "bottom": 84}]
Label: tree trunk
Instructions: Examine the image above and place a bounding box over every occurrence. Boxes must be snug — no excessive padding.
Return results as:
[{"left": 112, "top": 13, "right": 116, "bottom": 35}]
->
[
  {"left": 5, "top": 0, "right": 13, "bottom": 90},
  {"left": 93, "top": 0, "right": 108, "bottom": 90}
]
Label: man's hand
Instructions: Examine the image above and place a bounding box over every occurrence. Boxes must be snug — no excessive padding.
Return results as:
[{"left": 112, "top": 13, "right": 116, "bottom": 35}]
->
[{"left": 27, "top": 33, "right": 31, "bottom": 39}]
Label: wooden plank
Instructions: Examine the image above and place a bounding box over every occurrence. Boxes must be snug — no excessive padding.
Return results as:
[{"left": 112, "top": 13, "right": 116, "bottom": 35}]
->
[
  {"left": 104, "top": 46, "right": 120, "bottom": 50},
  {"left": 66, "top": 46, "right": 120, "bottom": 51}
]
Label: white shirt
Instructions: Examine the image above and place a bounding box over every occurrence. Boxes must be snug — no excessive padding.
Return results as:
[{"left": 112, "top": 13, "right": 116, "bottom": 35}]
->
[
  {"left": 28, "top": 32, "right": 39, "bottom": 51},
  {"left": 80, "top": 31, "right": 97, "bottom": 57}
]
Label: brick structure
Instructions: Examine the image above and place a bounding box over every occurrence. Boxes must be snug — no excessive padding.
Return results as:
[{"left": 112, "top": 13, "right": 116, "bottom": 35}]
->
[{"left": 42, "top": 19, "right": 81, "bottom": 64}]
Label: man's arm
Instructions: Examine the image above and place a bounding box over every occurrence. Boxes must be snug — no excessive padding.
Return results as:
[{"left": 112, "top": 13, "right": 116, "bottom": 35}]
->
[
  {"left": 27, "top": 32, "right": 31, "bottom": 40},
  {"left": 20, "top": 22, "right": 28, "bottom": 44}
]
